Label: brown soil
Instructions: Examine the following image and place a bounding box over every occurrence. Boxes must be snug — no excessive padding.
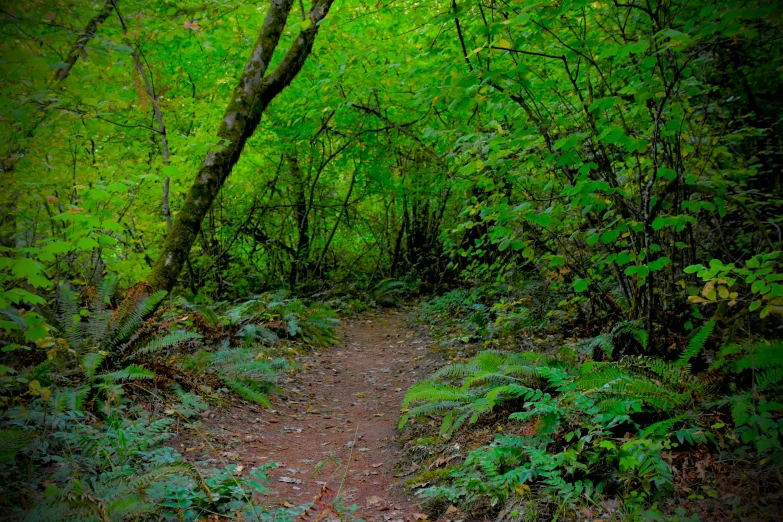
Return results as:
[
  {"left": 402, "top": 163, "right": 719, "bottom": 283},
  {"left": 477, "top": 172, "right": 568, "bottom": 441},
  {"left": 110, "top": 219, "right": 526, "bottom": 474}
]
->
[{"left": 176, "top": 309, "right": 441, "bottom": 520}]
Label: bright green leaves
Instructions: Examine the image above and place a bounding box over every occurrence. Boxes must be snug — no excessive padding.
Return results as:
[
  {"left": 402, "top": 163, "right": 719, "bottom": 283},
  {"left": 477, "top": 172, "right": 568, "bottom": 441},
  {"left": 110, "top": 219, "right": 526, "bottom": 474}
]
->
[
  {"left": 648, "top": 257, "right": 671, "bottom": 272},
  {"left": 550, "top": 255, "right": 565, "bottom": 268},
  {"left": 600, "top": 229, "right": 620, "bottom": 244},
  {"left": 525, "top": 213, "right": 551, "bottom": 227},
  {"left": 573, "top": 277, "right": 590, "bottom": 293},
  {"left": 1, "top": 257, "right": 50, "bottom": 290},
  {"left": 622, "top": 257, "right": 670, "bottom": 286},
  {"left": 651, "top": 215, "right": 697, "bottom": 232},
  {"left": 587, "top": 97, "right": 617, "bottom": 113},
  {"left": 76, "top": 237, "right": 101, "bottom": 251}
]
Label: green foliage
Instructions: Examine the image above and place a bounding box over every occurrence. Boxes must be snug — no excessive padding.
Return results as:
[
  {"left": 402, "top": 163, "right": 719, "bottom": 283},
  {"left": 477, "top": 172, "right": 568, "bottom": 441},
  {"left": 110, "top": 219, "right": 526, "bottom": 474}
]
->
[
  {"left": 0, "top": 410, "right": 277, "bottom": 521},
  {"left": 183, "top": 292, "right": 339, "bottom": 347},
  {"left": 401, "top": 348, "right": 700, "bottom": 439},
  {"left": 1, "top": 0, "right": 783, "bottom": 517},
  {"left": 708, "top": 340, "right": 783, "bottom": 462},
  {"left": 0, "top": 427, "right": 34, "bottom": 465},
  {"left": 206, "top": 343, "right": 291, "bottom": 408},
  {"left": 677, "top": 320, "right": 716, "bottom": 369}
]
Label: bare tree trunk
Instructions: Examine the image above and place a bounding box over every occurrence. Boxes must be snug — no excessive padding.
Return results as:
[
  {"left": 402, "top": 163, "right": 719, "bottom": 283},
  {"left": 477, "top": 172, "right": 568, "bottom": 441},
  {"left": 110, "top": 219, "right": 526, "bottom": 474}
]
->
[
  {"left": 289, "top": 155, "right": 310, "bottom": 289},
  {"left": 314, "top": 168, "right": 357, "bottom": 276},
  {"left": 146, "top": 0, "right": 334, "bottom": 292}
]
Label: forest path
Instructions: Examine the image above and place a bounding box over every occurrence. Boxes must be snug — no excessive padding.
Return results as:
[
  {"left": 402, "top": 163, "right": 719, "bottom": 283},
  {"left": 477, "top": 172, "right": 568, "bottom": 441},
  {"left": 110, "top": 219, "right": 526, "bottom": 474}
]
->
[{"left": 180, "top": 309, "right": 439, "bottom": 520}]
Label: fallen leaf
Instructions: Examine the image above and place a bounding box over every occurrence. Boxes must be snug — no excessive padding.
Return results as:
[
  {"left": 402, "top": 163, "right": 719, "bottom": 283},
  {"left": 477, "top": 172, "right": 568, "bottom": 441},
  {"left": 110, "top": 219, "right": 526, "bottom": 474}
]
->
[
  {"left": 279, "top": 476, "right": 303, "bottom": 484},
  {"left": 268, "top": 418, "right": 279, "bottom": 423}
]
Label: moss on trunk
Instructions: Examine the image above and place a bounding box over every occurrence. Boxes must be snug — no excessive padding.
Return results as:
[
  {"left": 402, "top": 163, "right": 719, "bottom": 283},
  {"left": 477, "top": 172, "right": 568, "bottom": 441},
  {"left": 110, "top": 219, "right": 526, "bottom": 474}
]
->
[{"left": 146, "top": 0, "right": 335, "bottom": 292}]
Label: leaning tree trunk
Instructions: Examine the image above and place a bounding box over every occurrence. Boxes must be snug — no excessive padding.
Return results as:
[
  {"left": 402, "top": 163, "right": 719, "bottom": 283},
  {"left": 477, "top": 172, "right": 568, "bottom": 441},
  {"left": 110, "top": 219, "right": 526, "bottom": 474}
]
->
[
  {"left": 54, "top": 0, "right": 116, "bottom": 82},
  {"left": 146, "top": 0, "right": 334, "bottom": 292}
]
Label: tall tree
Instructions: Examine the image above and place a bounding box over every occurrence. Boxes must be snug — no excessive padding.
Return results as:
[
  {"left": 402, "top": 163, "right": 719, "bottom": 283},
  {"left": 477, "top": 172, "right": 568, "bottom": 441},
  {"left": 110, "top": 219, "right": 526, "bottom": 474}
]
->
[{"left": 145, "top": 0, "right": 334, "bottom": 292}]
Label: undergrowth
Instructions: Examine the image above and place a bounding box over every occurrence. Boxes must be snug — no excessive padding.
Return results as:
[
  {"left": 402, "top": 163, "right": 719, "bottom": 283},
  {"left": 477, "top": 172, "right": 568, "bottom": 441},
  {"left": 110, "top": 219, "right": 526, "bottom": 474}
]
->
[
  {"left": 0, "top": 276, "right": 341, "bottom": 519},
  {"left": 403, "top": 289, "right": 783, "bottom": 520}
]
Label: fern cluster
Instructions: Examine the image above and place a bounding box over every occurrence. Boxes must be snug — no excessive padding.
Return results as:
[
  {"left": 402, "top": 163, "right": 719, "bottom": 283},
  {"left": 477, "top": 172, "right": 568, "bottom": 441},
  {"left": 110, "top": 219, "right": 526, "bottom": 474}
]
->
[
  {"left": 401, "top": 348, "right": 699, "bottom": 438},
  {"left": 207, "top": 343, "right": 291, "bottom": 407},
  {"left": 182, "top": 291, "right": 340, "bottom": 347},
  {"left": 0, "top": 412, "right": 276, "bottom": 521}
]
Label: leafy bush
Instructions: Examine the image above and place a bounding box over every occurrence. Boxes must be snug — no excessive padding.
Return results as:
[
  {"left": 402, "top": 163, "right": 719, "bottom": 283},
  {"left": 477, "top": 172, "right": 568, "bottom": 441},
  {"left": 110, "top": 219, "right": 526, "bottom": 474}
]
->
[
  {"left": 0, "top": 281, "right": 298, "bottom": 519},
  {"left": 402, "top": 310, "right": 783, "bottom": 516},
  {"left": 0, "top": 407, "right": 278, "bottom": 521},
  {"left": 182, "top": 291, "right": 340, "bottom": 347}
]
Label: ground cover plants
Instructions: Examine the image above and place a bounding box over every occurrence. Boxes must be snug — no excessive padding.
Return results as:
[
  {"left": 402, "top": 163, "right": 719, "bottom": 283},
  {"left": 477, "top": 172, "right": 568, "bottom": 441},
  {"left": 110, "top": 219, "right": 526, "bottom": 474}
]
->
[{"left": 400, "top": 288, "right": 782, "bottom": 520}]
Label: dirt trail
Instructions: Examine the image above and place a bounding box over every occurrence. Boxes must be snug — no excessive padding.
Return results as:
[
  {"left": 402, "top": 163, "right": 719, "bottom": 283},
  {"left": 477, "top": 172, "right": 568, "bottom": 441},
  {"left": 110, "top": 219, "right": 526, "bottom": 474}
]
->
[{"left": 179, "top": 309, "right": 438, "bottom": 520}]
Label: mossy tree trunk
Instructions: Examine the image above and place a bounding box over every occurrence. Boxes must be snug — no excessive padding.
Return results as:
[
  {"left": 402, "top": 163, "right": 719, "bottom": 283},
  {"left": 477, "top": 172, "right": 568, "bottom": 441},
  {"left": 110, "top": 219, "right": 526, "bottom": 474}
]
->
[{"left": 145, "top": 0, "right": 334, "bottom": 292}]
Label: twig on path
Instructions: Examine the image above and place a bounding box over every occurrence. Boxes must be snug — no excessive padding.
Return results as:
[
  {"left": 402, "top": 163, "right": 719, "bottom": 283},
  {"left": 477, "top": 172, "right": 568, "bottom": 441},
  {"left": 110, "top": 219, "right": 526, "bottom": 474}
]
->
[{"left": 335, "top": 422, "right": 360, "bottom": 501}]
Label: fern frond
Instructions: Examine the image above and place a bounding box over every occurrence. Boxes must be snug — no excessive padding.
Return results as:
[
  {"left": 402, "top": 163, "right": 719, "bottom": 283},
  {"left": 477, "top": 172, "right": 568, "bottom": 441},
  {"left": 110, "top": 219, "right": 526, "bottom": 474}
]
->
[
  {"left": 620, "top": 378, "right": 687, "bottom": 411},
  {"left": 612, "top": 319, "right": 648, "bottom": 349},
  {"left": 0, "top": 428, "right": 35, "bottom": 465},
  {"left": 97, "top": 274, "right": 118, "bottom": 305},
  {"left": 223, "top": 378, "right": 272, "bottom": 407},
  {"left": 136, "top": 330, "right": 202, "bottom": 356},
  {"left": 186, "top": 302, "right": 222, "bottom": 328},
  {"left": 82, "top": 352, "right": 107, "bottom": 380},
  {"left": 56, "top": 283, "right": 81, "bottom": 349},
  {"left": 623, "top": 356, "right": 700, "bottom": 392},
  {"left": 241, "top": 324, "right": 279, "bottom": 346},
  {"left": 431, "top": 362, "right": 482, "bottom": 380},
  {"left": 463, "top": 371, "right": 530, "bottom": 388},
  {"left": 678, "top": 320, "right": 715, "bottom": 368},
  {"left": 99, "top": 365, "right": 155, "bottom": 382},
  {"left": 122, "top": 461, "right": 210, "bottom": 496},
  {"left": 484, "top": 384, "right": 538, "bottom": 409},
  {"left": 48, "top": 386, "right": 90, "bottom": 412},
  {"left": 402, "top": 382, "right": 473, "bottom": 408},
  {"left": 110, "top": 290, "right": 167, "bottom": 347},
  {"left": 642, "top": 414, "right": 690, "bottom": 438},
  {"left": 400, "top": 401, "right": 466, "bottom": 428},
  {"left": 732, "top": 341, "right": 783, "bottom": 372},
  {"left": 572, "top": 367, "right": 630, "bottom": 392},
  {"left": 757, "top": 367, "right": 783, "bottom": 392},
  {"left": 535, "top": 366, "right": 570, "bottom": 389}
]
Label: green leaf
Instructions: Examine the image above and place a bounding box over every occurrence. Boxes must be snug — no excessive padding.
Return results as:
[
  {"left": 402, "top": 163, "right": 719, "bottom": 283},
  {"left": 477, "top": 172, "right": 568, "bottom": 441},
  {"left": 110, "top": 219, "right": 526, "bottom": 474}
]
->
[
  {"left": 76, "top": 237, "right": 100, "bottom": 251},
  {"left": 573, "top": 278, "right": 590, "bottom": 293},
  {"left": 648, "top": 257, "right": 671, "bottom": 271},
  {"left": 600, "top": 229, "right": 620, "bottom": 244}
]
